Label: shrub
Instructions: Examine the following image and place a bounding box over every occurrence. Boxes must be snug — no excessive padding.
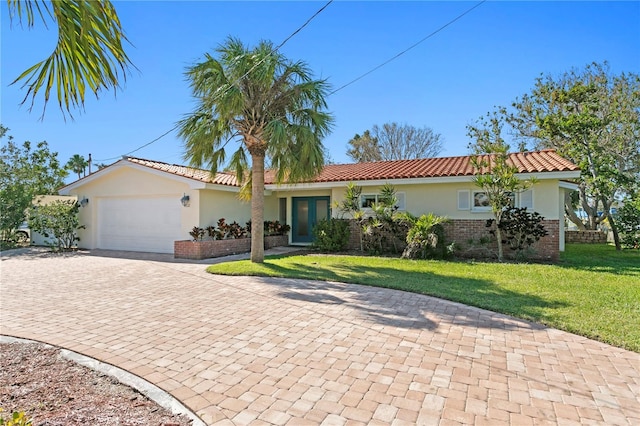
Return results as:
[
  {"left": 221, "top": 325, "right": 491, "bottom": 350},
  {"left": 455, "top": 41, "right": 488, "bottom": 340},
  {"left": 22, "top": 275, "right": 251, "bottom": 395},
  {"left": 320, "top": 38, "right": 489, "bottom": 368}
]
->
[
  {"left": 27, "top": 200, "right": 85, "bottom": 251},
  {"left": 265, "top": 220, "right": 290, "bottom": 236},
  {"left": 216, "top": 218, "right": 230, "bottom": 239},
  {"left": 401, "top": 213, "right": 449, "bottom": 259},
  {"left": 487, "top": 207, "right": 548, "bottom": 260},
  {"left": 228, "top": 221, "right": 246, "bottom": 239},
  {"left": 189, "top": 226, "right": 205, "bottom": 241},
  {"left": 312, "top": 218, "right": 351, "bottom": 252},
  {"left": 616, "top": 197, "right": 640, "bottom": 249}
]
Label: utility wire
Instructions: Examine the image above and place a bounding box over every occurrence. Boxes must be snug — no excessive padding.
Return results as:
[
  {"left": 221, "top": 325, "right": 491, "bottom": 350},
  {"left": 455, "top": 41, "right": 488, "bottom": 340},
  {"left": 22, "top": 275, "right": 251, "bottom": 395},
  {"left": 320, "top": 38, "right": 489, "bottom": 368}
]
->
[
  {"left": 98, "top": 0, "right": 483, "bottom": 163},
  {"left": 95, "top": 0, "right": 334, "bottom": 163},
  {"left": 330, "top": 0, "right": 486, "bottom": 96}
]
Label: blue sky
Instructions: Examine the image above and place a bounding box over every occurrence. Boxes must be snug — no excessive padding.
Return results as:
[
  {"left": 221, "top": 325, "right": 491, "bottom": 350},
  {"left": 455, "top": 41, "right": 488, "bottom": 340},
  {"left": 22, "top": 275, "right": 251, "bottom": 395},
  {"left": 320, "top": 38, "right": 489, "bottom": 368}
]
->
[{"left": 2, "top": 1, "right": 639, "bottom": 173}]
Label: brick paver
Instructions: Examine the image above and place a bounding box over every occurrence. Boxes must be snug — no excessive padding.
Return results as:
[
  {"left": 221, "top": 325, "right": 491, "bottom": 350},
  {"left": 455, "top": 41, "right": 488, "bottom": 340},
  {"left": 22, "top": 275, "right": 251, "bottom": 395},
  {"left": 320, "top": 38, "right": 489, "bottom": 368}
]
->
[{"left": 1, "top": 248, "right": 638, "bottom": 425}]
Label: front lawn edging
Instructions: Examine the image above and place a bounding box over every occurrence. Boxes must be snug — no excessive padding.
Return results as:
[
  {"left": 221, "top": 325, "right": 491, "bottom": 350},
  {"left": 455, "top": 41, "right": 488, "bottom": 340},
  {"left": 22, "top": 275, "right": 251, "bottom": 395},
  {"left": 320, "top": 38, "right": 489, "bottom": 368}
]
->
[{"left": 174, "top": 235, "right": 288, "bottom": 260}]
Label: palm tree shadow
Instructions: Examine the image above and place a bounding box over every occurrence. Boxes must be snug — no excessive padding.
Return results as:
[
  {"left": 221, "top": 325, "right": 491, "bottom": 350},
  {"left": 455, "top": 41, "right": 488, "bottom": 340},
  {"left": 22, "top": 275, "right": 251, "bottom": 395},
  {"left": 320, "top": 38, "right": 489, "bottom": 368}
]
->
[{"left": 248, "top": 259, "right": 566, "bottom": 332}]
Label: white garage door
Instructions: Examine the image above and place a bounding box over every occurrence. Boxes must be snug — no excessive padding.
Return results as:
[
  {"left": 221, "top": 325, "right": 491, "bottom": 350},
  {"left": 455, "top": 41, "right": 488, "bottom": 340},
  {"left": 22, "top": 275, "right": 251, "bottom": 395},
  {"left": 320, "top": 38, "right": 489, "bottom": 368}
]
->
[{"left": 97, "top": 196, "right": 183, "bottom": 253}]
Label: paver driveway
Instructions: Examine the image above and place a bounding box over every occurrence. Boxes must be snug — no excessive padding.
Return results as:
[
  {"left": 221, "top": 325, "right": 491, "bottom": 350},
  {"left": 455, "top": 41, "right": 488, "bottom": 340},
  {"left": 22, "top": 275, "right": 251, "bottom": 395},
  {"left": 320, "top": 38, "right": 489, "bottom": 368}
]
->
[{"left": 1, "top": 249, "right": 638, "bottom": 425}]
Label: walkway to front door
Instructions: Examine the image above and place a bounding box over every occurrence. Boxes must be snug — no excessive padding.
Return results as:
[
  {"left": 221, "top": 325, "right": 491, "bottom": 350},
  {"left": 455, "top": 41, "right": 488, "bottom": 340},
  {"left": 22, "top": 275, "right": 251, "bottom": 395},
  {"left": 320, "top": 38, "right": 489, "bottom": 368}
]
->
[{"left": 291, "top": 196, "right": 329, "bottom": 243}]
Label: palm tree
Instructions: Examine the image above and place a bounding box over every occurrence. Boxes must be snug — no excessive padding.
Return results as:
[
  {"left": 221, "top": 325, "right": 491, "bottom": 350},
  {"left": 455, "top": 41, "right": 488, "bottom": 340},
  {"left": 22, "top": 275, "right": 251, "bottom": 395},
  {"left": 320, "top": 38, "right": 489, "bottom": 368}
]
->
[
  {"left": 179, "top": 37, "right": 333, "bottom": 263},
  {"left": 66, "top": 154, "right": 88, "bottom": 180},
  {"left": 7, "top": 0, "right": 133, "bottom": 118}
]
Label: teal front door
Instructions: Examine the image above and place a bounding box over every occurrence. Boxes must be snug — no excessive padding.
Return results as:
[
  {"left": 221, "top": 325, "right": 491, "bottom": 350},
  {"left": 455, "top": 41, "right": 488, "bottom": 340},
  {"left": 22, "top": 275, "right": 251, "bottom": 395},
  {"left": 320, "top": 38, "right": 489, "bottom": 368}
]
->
[{"left": 292, "top": 197, "right": 330, "bottom": 243}]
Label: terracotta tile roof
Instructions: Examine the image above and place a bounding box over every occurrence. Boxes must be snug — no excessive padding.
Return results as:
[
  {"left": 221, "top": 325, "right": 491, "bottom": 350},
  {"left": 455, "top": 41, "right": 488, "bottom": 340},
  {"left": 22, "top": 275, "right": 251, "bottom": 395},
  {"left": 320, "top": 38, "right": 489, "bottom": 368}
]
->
[
  {"left": 126, "top": 156, "right": 239, "bottom": 186},
  {"left": 126, "top": 149, "right": 579, "bottom": 187},
  {"left": 265, "top": 149, "right": 579, "bottom": 184}
]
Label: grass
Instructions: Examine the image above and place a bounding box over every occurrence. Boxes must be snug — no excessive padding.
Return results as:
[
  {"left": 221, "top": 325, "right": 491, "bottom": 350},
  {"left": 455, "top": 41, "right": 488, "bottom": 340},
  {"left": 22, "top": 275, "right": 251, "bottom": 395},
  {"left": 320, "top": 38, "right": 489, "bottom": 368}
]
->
[{"left": 207, "top": 244, "right": 640, "bottom": 352}]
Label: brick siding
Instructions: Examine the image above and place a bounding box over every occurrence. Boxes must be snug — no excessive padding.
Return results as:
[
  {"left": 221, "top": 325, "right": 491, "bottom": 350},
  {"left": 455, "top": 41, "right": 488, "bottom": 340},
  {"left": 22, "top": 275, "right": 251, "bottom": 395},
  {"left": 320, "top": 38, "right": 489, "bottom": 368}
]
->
[
  {"left": 443, "top": 219, "right": 559, "bottom": 262},
  {"left": 345, "top": 218, "right": 560, "bottom": 261}
]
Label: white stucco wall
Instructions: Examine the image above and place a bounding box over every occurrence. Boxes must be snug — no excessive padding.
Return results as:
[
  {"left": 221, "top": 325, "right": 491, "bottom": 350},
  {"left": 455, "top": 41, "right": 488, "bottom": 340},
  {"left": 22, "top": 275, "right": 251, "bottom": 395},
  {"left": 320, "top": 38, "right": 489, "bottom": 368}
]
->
[
  {"left": 62, "top": 166, "right": 194, "bottom": 249},
  {"left": 328, "top": 179, "right": 564, "bottom": 220},
  {"left": 199, "top": 188, "right": 251, "bottom": 230}
]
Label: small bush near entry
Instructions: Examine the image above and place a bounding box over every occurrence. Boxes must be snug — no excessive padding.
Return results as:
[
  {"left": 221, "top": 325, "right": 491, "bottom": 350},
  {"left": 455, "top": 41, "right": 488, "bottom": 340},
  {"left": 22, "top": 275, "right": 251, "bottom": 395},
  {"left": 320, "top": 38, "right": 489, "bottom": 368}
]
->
[
  {"left": 401, "top": 213, "right": 449, "bottom": 259},
  {"left": 190, "top": 226, "right": 205, "bottom": 241},
  {"left": 616, "top": 197, "right": 640, "bottom": 249},
  {"left": 312, "top": 218, "right": 351, "bottom": 252},
  {"left": 486, "top": 207, "right": 547, "bottom": 260},
  {"left": 27, "top": 200, "right": 84, "bottom": 251}
]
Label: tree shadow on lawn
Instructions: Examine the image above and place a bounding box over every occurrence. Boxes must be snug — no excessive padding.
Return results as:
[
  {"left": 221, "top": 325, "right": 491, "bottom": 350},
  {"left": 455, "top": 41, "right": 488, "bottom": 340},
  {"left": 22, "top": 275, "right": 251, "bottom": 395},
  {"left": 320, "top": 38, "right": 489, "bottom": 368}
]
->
[
  {"left": 247, "top": 259, "right": 567, "bottom": 333},
  {"left": 559, "top": 245, "right": 640, "bottom": 276}
]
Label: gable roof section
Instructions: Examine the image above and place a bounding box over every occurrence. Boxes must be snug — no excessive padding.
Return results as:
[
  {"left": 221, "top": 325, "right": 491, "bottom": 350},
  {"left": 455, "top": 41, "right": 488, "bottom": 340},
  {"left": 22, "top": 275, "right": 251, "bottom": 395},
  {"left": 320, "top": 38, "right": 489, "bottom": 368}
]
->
[{"left": 126, "top": 157, "right": 239, "bottom": 186}]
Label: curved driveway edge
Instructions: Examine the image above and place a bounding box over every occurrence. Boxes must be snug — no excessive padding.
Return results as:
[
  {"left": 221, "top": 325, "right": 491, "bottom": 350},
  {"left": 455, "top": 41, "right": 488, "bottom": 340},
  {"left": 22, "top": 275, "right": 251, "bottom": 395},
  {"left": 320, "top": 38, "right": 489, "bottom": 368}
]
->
[
  {"left": 1, "top": 249, "right": 639, "bottom": 425},
  {"left": 0, "top": 335, "right": 206, "bottom": 426}
]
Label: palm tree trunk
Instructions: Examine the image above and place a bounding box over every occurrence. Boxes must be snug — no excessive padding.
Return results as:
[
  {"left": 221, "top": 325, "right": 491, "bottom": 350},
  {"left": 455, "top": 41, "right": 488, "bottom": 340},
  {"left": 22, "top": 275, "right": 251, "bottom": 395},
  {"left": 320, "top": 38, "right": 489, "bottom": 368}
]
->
[{"left": 250, "top": 153, "right": 265, "bottom": 263}]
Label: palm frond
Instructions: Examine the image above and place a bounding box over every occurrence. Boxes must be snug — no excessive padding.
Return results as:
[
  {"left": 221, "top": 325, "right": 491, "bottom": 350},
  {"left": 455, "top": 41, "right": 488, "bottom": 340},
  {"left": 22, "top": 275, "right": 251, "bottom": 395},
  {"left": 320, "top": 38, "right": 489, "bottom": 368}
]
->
[{"left": 10, "top": 0, "right": 133, "bottom": 119}]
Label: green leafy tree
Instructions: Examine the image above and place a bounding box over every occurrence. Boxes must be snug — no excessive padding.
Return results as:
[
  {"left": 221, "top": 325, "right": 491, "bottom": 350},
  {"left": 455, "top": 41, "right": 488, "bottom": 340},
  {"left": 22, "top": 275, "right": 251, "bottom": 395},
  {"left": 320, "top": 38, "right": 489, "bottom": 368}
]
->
[
  {"left": 616, "top": 196, "right": 640, "bottom": 249},
  {"left": 467, "top": 112, "right": 534, "bottom": 262},
  {"left": 346, "top": 130, "right": 381, "bottom": 162},
  {"left": 7, "top": 0, "right": 133, "bottom": 118},
  {"left": 66, "top": 154, "right": 89, "bottom": 179},
  {"left": 178, "top": 37, "right": 334, "bottom": 262},
  {"left": 0, "top": 126, "right": 68, "bottom": 241},
  {"left": 508, "top": 62, "right": 640, "bottom": 250},
  {"left": 28, "top": 199, "right": 84, "bottom": 251}
]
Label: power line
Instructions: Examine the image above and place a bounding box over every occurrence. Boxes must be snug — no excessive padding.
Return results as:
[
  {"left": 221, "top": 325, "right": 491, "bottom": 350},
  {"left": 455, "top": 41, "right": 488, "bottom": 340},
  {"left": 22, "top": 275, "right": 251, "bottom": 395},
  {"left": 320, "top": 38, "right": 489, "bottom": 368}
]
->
[
  {"left": 95, "top": 0, "right": 334, "bottom": 163},
  {"left": 330, "top": 0, "right": 486, "bottom": 96},
  {"left": 98, "top": 0, "right": 483, "bottom": 163},
  {"left": 95, "top": 125, "right": 180, "bottom": 162}
]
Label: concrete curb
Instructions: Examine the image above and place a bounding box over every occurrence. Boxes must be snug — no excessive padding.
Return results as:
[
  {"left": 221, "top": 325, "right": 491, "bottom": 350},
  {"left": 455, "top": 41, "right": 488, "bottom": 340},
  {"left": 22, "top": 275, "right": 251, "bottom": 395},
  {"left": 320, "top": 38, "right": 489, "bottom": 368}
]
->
[{"left": 0, "top": 335, "right": 206, "bottom": 426}]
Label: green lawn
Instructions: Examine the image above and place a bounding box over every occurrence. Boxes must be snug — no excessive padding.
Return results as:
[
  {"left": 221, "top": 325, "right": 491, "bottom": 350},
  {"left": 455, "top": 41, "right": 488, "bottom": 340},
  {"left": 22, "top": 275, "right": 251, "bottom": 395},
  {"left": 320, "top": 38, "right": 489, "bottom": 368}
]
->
[{"left": 207, "top": 244, "right": 640, "bottom": 352}]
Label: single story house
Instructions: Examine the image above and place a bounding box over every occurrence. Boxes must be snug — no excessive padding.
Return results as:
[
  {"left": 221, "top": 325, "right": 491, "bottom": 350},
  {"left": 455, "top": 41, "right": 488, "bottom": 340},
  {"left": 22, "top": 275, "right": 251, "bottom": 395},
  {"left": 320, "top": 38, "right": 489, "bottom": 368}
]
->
[{"left": 59, "top": 149, "right": 580, "bottom": 259}]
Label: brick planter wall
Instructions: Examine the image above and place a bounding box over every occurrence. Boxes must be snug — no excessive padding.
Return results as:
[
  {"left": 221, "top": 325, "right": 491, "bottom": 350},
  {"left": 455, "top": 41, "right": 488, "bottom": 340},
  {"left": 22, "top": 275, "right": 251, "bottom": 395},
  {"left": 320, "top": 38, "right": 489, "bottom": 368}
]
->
[
  {"left": 175, "top": 235, "right": 288, "bottom": 260},
  {"left": 264, "top": 234, "right": 289, "bottom": 250},
  {"left": 565, "top": 230, "right": 607, "bottom": 244}
]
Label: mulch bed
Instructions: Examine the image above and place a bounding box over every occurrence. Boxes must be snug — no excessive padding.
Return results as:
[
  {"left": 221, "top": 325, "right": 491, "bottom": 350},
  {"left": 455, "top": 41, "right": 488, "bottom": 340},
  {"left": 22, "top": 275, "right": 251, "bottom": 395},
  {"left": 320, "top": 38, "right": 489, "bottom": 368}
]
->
[{"left": 0, "top": 342, "right": 192, "bottom": 425}]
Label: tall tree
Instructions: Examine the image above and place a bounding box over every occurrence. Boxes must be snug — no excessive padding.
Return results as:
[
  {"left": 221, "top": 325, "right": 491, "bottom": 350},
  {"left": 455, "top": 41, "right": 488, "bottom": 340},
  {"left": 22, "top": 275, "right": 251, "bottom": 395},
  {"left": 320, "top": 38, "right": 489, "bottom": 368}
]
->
[
  {"left": 7, "top": 0, "right": 133, "bottom": 118},
  {"left": 66, "top": 154, "right": 89, "bottom": 179},
  {"left": 0, "top": 126, "right": 68, "bottom": 241},
  {"left": 178, "top": 37, "right": 333, "bottom": 263},
  {"left": 467, "top": 113, "right": 534, "bottom": 262},
  {"left": 347, "top": 123, "right": 443, "bottom": 162},
  {"left": 508, "top": 62, "right": 640, "bottom": 250},
  {"left": 346, "top": 130, "right": 381, "bottom": 162},
  {"left": 374, "top": 122, "right": 443, "bottom": 161}
]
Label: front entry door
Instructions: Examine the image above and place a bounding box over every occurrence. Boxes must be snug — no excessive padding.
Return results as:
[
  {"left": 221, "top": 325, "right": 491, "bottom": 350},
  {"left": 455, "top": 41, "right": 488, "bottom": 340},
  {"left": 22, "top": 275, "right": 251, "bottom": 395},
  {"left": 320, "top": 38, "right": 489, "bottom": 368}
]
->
[{"left": 292, "top": 197, "right": 330, "bottom": 243}]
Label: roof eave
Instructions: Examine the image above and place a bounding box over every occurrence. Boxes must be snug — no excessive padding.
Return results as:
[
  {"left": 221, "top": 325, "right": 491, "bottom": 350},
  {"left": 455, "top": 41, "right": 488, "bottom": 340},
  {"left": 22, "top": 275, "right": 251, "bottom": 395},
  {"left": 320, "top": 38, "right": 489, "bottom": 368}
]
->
[{"left": 266, "top": 170, "right": 582, "bottom": 190}]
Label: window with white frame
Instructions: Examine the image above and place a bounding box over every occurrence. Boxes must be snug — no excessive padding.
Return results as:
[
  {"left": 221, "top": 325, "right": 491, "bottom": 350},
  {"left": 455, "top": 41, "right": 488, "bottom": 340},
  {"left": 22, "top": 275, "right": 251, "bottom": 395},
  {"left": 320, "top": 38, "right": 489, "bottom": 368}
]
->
[
  {"left": 467, "top": 190, "right": 532, "bottom": 212},
  {"left": 360, "top": 192, "right": 406, "bottom": 211}
]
